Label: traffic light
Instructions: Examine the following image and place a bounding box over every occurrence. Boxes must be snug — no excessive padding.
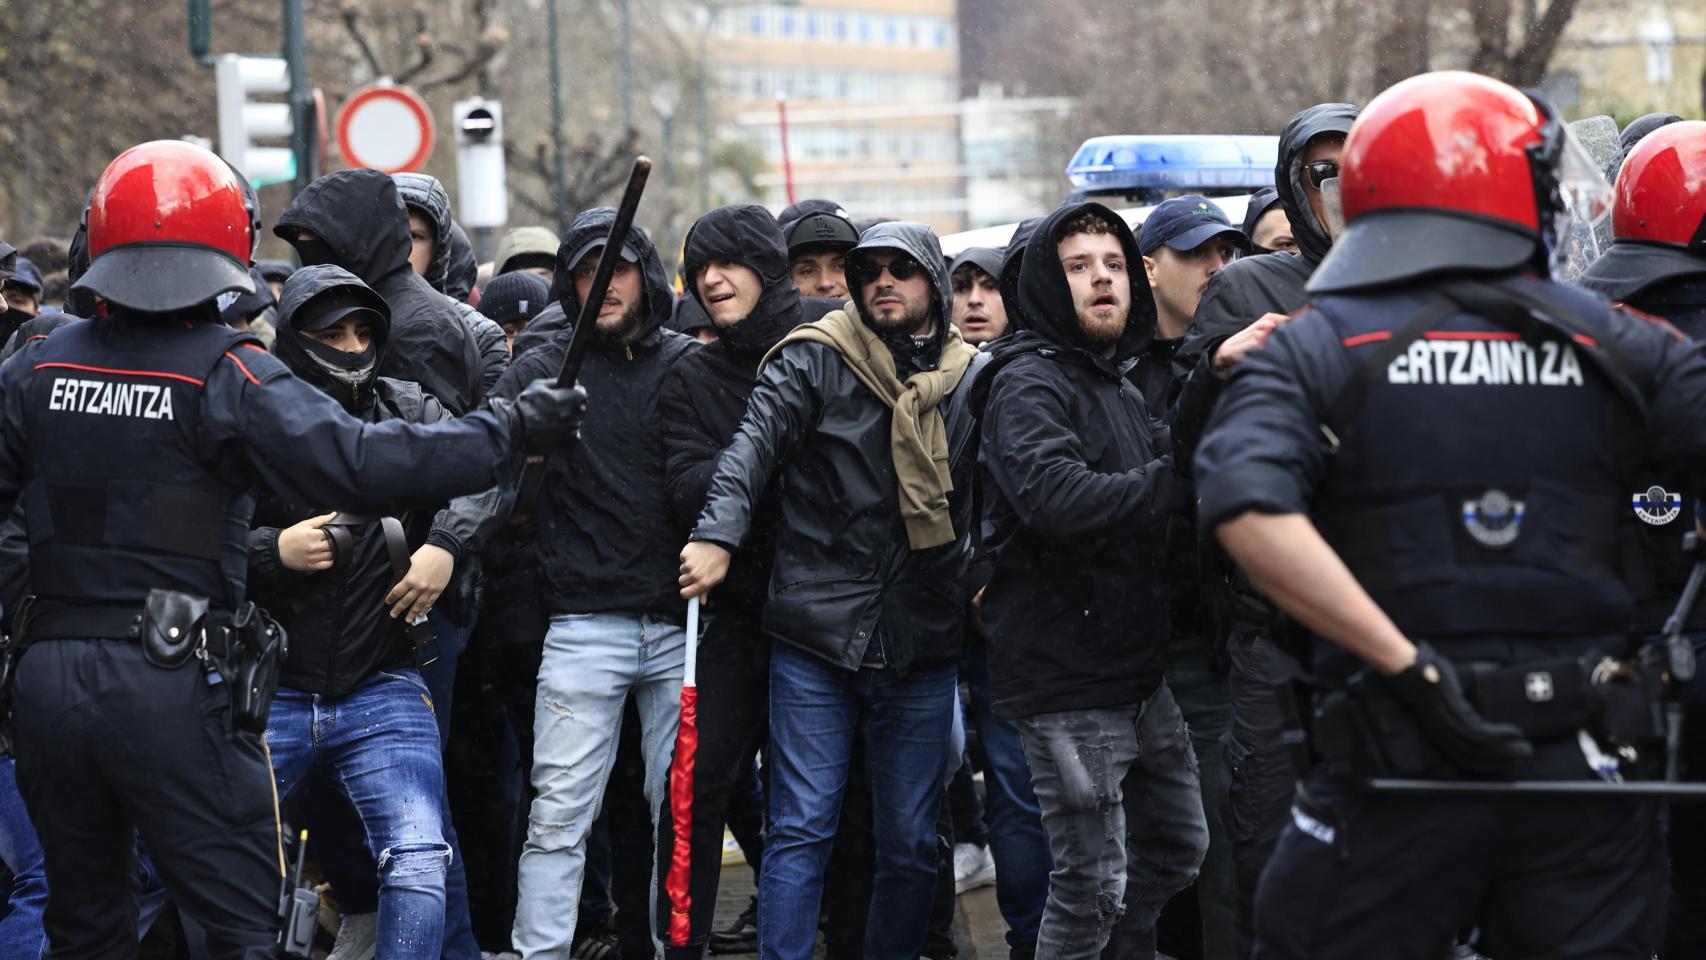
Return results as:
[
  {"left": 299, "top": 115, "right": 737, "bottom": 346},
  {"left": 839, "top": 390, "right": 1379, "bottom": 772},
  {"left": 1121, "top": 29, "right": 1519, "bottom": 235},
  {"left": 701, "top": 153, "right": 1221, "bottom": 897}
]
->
[
  {"left": 216, "top": 53, "right": 295, "bottom": 187},
  {"left": 453, "top": 97, "right": 508, "bottom": 229}
]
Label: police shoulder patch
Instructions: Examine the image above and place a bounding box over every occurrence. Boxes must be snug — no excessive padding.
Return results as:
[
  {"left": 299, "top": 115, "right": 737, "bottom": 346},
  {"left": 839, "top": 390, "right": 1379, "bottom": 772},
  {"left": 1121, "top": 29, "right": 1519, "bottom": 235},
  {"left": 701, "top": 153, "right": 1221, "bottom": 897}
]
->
[{"left": 1633, "top": 485, "right": 1682, "bottom": 526}]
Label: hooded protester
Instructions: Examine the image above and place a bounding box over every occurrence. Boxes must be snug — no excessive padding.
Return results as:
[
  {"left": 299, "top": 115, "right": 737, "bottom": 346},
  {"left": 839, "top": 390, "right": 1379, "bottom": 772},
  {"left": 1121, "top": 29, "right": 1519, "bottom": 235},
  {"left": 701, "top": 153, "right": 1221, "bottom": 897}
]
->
[
  {"left": 784, "top": 209, "right": 861, "bottom": 300},
  {"left": 275, "top": 169, "right": 483, "bottom": 415},
  {"left": 253, "top": 264, "right": 508, "bottom": 960},
  {"left": 679, "top": 221, "right": 985, "bottom": 960},
  {"left": 494, "top": 226, "right": 560, "bottom": 280},
  {"left": 651, "top": 204, "right": 807, "bottom": 959},
  {"left": 392, "top": 172, "right": 509, "bottom": 396},
  {"left": 491, "top": 207, "right": 699, "bottom": 959},
  {"left": 1239, "top": 188, "right": 1293, "bottom": 255},
  {"left": 948, "top": 246, "right": 1010, "bottom": 346},
  {"left": 256, "top": 259, "right": 296, "bottom": 300},
  {"left": 999, "top": 217, "right": 1045, "bottom": 332},
  {"left": 970, "top": 201, "right": 1205, "bottom": 959},
  {"left": 1160, "top": 104, "right": 1359, "bottom": 953}
]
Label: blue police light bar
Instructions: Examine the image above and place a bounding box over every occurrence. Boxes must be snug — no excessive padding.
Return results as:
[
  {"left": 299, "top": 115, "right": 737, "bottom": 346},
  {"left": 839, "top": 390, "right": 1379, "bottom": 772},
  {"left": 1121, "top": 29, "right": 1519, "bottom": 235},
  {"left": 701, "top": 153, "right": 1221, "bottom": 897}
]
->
[{"left": 1066, "top": 135, "right": 1280, "bottom": 193}]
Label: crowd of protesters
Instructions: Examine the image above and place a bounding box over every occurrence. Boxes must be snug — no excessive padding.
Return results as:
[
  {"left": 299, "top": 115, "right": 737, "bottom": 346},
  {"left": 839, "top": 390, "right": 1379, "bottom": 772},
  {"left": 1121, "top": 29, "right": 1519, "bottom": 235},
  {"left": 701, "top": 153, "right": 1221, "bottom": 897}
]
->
[{"left": 5, "top": 74, "right": 1706, "bottom": 960}]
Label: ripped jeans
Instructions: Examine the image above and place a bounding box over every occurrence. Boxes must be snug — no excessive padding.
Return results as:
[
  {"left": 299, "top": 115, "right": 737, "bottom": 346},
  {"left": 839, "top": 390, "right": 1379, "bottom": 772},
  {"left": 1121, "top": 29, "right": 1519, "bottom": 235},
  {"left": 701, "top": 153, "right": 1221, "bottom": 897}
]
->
[
  {"left": 268, "top": 669, "right": 451, "bottom": 959},
  {"left": 513, "top": 612, "right": 685, "bottom": 959},
  {"left": 1016, "top": 681, "right": 1209, "bottom": 960}
]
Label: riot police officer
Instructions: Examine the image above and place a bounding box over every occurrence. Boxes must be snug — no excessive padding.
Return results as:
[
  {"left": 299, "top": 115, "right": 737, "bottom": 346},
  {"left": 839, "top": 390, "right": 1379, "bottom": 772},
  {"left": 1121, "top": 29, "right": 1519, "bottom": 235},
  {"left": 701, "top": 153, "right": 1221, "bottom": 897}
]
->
[
  {"left": 1194, "top": 72, "right": 1706, "bottom": 959},
  {"left": 1579, "top": 120, "right": 1706, "bottom": 956},
  {"left": 0, "top": 140, "right": 584, "bottom": 959}
]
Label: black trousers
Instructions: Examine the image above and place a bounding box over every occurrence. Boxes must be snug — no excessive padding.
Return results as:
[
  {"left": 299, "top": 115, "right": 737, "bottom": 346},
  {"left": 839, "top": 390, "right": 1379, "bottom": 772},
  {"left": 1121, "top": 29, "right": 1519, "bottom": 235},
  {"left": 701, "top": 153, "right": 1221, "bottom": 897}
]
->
[
  {"left": 1254, "top": 754, "right": 1664, "bottom": 960},
  {"left": 13, "top": 640, "right": 280, "bottom": 960},
  {"left": 1219, "top": 629, "right": 1301, "bottom": 959},
  {"left": 655, "top": 614, "right": 769, "bottom": 957}
]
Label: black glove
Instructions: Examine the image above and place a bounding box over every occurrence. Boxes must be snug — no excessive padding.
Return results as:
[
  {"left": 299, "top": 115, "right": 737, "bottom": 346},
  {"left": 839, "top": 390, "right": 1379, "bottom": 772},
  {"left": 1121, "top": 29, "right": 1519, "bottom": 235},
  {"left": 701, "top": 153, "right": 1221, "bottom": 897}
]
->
[
  {"left": 1385, "top": 641, "right": 1533, "bottom": 777},
  {"left": 508, "top": 379, "right": 589, "bottom": 453}
]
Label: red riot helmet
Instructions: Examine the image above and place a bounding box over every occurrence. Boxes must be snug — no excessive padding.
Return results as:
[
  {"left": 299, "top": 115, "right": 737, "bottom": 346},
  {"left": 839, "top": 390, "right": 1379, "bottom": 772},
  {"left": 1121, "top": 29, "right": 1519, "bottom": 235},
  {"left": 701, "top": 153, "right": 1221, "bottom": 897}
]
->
[
  {"left": 1612, "top": 121, "right": 1706, "bottom": 247},
  {"left": 1310, "top": 71, "right": 1612, "bottom": 294},
  {"left": 72, "top": 140, "right": 257, "bottom": 313}
]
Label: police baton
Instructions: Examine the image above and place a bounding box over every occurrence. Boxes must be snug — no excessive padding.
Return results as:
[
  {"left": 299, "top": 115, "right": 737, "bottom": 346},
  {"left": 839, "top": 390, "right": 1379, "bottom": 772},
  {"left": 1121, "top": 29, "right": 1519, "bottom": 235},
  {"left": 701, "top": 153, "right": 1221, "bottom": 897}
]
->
[{"left": 512, "top": 156, "right": 653, "bottom": 521}]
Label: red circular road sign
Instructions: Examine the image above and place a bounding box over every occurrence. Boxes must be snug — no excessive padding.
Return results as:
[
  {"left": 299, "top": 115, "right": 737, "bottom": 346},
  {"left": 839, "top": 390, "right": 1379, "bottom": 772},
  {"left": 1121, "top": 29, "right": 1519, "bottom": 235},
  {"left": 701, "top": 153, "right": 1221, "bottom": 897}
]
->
[{"left": 336, "top": 84, "right": 435, "bottom": 173}]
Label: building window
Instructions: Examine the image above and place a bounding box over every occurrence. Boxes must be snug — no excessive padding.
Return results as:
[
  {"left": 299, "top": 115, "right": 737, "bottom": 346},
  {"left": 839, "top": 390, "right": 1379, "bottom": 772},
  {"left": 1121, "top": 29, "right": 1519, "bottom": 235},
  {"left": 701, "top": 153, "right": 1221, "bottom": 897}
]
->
[
  {"left": 857, "top": 15, "right": 873, "bottom": 43},
  {"left": 883, "top": 17, "right": 899, "bottom": 45},
  {"left": 748, "top": 10, "right": 765, "bottom": 36},
  {"left": 832, "top": 14, "right": 848, "bottom": 41},
  {"left": 779, "top": 11, "right": 795, "bottom": 37}
]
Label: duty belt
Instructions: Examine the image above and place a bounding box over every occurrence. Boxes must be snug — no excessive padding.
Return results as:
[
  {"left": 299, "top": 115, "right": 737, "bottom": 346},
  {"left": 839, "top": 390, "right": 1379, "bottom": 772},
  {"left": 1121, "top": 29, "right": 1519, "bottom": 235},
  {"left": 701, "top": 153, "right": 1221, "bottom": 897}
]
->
[{"left": 17, "top": 596, "right": 235, "bottom": 662}]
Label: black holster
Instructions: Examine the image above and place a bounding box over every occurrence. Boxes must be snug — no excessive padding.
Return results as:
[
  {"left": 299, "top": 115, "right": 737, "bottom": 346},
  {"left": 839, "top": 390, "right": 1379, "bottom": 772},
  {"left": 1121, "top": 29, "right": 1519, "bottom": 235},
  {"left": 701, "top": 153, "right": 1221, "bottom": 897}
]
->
[{"left": 210, "top": 602, "right": 288, "bottom": 734}]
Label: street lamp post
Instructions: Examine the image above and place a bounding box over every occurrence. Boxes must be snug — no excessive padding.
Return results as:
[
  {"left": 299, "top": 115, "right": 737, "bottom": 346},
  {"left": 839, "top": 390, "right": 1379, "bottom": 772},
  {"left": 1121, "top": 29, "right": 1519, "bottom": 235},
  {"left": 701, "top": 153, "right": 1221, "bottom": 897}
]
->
[
  {"left": 651, "top": 84, "right": 681, "bottom": 187},
  {"left": 547, "top": 0, "right": 569, "bottom": 234}
]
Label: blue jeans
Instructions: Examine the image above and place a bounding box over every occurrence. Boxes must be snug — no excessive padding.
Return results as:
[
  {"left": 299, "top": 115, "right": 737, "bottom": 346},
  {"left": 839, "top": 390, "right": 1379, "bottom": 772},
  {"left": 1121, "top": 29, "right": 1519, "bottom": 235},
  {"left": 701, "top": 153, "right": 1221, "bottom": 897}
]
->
[
  {"left": 0, "top": 755, "right": 168, "bottom": 958},
  {"left": 513, "top": 612, "right": 684, "bottom": 959},
  {"left": 268, "top": 670, "right": 451, "bottom": 960},
  {"left": 759, "top": 642, "right": 956, "bottom": 960},
  {"left": 965, "top": 645, "right": 1053, "bottom": 948}
]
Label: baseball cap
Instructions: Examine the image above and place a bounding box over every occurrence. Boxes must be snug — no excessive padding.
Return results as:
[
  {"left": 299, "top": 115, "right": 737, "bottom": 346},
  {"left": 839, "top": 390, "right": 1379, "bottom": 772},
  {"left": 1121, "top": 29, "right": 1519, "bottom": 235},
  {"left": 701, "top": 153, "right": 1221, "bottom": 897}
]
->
[
  {"left": 4, "top": 256, "right": 43, "bottom": 295},
  {"left": 1138, "top": 195, "right": 1249, "bottom": 256},
  {"left": 296, "top": 284, "right": 389, "bottom": 333},
  {"left": 785, "top": 212, "right": 860, "bottom": 257},
  {"left": 565, "top": 238, "right": 641, "bottom": 273}
]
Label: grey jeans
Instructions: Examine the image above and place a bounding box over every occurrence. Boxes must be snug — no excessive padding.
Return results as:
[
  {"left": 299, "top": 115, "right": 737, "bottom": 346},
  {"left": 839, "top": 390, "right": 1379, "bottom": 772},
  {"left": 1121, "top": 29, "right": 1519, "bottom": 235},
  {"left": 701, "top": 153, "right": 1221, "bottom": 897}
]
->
[{"left": 1017, "top": 681, "right": 1210, "bottom": 960}]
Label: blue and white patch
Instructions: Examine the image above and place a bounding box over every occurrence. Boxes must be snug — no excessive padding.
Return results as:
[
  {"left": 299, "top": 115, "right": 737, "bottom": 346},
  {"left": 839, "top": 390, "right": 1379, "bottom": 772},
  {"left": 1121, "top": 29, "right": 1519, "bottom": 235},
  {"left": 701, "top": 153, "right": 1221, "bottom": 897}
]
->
[
  {"left": 1462, "top": 489, "right": 1523, "bottom": 549},
  {"left": 1633, "top": 485, "right": 1682, "bottom": 526}
]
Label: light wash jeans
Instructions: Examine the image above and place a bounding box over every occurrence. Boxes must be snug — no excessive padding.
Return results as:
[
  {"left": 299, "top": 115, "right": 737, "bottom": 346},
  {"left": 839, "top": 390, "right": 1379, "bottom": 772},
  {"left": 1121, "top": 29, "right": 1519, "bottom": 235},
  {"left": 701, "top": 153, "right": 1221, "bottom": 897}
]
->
[{"left": 513, "top": 612, "right": 685, "bottom": 959}]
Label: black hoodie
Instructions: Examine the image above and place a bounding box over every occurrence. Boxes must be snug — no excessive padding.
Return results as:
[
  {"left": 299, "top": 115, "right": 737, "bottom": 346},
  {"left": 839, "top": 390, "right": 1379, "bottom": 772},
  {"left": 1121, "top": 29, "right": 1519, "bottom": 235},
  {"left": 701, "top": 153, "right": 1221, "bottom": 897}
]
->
[
  {"left": 249, "top": 265, "right": 507, "bottom": 695},
  {"left": 275, "top": 169, "right": 483, "bottom": 415},
  {"left": 490, "top": 208, "right": 698, "bottom": 618},
  {"left": 392, "top": 172, "right": 510, "bottom": 397},
  {"left": 971, "top": 201, "right": 1180, "bottom": 719},
  {"left": 659, "top": 205, "right": 803, "bottom": 618}
]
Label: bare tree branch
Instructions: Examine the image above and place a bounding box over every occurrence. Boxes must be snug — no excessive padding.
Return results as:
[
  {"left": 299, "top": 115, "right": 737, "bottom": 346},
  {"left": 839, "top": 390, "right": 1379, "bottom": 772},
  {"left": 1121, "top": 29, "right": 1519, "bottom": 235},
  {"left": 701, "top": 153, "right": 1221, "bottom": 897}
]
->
[
  {"left": 1509, "top": 0, "right": 1583, "bottom": 86},
  {"left": 393, "top": 7, "right": 437, "bottom": 84},
  {"left": 338, "top": 1, "right": 387, "bottom": 79}
]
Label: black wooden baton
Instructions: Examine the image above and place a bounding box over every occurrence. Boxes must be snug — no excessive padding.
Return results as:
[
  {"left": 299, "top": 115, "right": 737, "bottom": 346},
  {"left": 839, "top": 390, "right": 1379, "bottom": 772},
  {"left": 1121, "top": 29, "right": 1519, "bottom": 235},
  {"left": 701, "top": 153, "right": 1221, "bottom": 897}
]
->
[{"left": 512, "top": 156, "right": 653, "bottom": 520}]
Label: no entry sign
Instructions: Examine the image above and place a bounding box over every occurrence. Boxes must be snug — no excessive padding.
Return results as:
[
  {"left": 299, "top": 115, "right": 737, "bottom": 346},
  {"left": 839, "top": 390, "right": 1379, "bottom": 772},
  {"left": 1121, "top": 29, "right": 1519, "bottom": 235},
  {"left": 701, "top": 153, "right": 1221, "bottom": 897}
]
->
[{"left": 337, "top": 84, "right": 435, "bottom": 173}]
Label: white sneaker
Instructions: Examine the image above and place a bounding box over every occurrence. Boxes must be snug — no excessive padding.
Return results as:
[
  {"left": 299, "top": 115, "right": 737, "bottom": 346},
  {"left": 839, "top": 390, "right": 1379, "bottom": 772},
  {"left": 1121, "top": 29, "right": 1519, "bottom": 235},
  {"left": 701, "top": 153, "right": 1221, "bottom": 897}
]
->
[
  {"left": 953, "top": 841, "right": 997, "bottom": 894},
  {"left": 327, "top": 911, "right": 378, "bottom": 960}
]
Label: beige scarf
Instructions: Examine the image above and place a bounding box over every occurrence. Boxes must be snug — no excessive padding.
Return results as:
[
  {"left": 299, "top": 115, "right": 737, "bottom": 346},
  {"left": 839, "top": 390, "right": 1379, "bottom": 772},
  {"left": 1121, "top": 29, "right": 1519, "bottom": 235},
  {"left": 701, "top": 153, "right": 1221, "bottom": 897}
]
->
[{"left": 760, "top": 305, "right": 977, "bottom": 549}]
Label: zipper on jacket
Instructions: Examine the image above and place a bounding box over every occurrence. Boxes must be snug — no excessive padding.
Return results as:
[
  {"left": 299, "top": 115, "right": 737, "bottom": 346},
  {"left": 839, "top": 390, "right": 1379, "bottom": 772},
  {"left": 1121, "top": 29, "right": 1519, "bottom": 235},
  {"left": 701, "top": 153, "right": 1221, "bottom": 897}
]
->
[{"left": 625, "top": 343, "right": 634, "bottom": 360}]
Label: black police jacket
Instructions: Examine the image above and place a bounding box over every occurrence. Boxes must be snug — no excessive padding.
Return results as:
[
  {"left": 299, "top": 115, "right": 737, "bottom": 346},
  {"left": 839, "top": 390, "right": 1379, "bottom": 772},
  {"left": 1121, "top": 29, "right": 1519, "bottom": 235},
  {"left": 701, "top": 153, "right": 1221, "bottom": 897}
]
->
[
  {"left": 1580, "top": 253, "right": 1706, "bottom": 633},
  {"left": 693, "top": 222, "right": 983, "bottom": 676},
  {"left": 0, "top": 311, "right": 515, "bottom": 614},
  {"left": 1195, "top": 272, "right": 1706, "bottom": 681}
]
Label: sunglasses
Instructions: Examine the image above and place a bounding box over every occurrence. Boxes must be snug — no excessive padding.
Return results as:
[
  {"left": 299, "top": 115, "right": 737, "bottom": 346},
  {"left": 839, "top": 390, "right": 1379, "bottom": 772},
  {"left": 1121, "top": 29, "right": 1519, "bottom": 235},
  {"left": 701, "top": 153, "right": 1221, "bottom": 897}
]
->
[
  {"left": 1304, "top": 160, "right": 1340, "bottom": 189},
  {"left": 859, "top": 254, "right": 924, "bottom": 282}
]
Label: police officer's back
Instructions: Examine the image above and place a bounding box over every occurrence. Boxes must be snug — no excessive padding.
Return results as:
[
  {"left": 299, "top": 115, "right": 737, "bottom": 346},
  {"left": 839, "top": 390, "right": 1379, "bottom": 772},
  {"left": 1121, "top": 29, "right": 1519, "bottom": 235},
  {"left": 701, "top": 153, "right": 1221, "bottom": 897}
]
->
[
  {"left": 1194, "top": 73, "right": 1706, "bottom": 960},
  {"left": 0, "top": 141, "right": 583, "bottom": 960}
]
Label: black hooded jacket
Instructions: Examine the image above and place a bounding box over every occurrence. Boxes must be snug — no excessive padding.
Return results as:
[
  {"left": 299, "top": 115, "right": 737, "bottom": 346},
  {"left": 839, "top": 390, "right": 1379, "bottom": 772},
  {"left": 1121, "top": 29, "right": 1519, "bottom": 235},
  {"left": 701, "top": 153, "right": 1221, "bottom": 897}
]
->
[
  {"left": 999, "top": 217, "right": 1043, "bottom": 331},
  {"left": 1167, "top": 103, "right": 1357, "bottom": 638},
  {"left": 490, "top": 208, "right": 698, "bottom": 618},
  {"left": 249, "top": 265, "right": 508, "bottom": 696},
  {"left": 392, "top": 172, "right": 509, "bottom": 397},
  {"left": 659, "top": 206, "right": 803, "bottom": 621},
  {"left": 693, "top": 222, "right": 984, "bottom": 674},
  {"left": 275, "top": 169, "right": 483, "bottom": 415},
  {"left": 971, "top": 202, "right": 1181, "bottom": 718}
]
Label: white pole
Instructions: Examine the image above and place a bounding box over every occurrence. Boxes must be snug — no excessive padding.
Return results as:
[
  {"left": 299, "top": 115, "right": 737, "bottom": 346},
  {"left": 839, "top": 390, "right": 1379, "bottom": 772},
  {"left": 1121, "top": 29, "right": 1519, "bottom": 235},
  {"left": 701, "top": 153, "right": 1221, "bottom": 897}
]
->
[{"left": 684, "top": 596, "right": 700, "bottom": 688}]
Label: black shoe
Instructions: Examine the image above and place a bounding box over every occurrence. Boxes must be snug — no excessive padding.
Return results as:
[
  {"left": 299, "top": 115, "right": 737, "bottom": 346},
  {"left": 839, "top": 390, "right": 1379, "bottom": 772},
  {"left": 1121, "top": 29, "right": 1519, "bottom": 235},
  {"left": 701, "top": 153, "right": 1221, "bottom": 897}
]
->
[
  {"left": 572, "top": 931, "right": 621, "bottom": 960},
  {"left": 707, "top": 897, "right": 758, "bottom": 955}
]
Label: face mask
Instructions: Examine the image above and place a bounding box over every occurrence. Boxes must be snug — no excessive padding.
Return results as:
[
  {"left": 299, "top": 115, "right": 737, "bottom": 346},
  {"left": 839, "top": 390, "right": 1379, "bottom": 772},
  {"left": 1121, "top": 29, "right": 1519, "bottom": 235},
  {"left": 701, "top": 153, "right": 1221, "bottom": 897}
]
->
[
  {"left": 298, "top": 332, "right": 376, "bottom": 388},
  {"left": 293, "top": 237, "right": 339, "bottom": 268},
  {"left": 2, "top": 307, "right": 32, "bottom": 330}
]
